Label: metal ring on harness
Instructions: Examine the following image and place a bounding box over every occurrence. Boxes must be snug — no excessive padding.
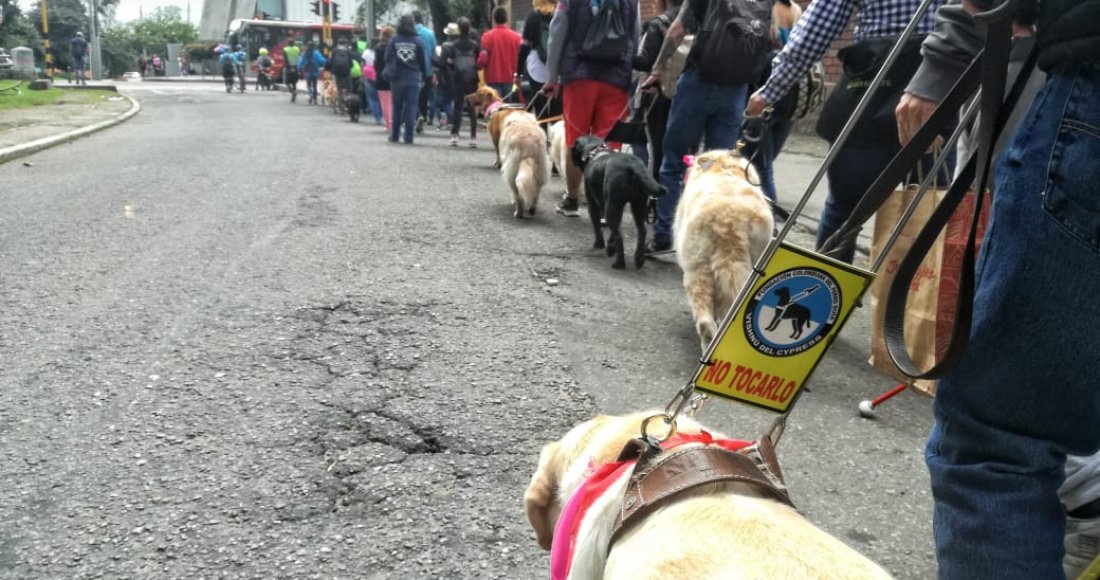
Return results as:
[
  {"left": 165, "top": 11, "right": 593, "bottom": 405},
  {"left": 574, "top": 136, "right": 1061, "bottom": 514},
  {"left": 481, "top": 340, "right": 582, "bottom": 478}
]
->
[{"left": 640, "top": 413, "right": 678, "bottom": 444}]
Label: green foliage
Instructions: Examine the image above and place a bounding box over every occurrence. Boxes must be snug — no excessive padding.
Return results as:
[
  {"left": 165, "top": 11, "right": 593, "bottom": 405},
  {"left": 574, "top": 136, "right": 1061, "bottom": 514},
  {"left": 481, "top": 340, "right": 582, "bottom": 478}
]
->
[
  {"left": 97, "top": 7, "right": 198, "bottom": 77},
  {"left": 0, "top": 0, "right": 43, "bottom": 55},
  {"left": 184, "top": 42, "right": 218, "bottom": 62},
  {"left": 26, "top": 0, "right": 91, "bottom": 71}
]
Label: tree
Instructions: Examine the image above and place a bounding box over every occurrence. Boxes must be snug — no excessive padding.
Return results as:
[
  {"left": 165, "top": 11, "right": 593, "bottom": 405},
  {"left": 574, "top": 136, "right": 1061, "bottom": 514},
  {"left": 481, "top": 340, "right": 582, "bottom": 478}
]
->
[
  {"left": 0, "top": 0, "right": 44, "bottom": 55},
  {"left": 358, "top": 0, "right": 490, "bottom": 39},
  {"left": 98, "top": 7, "right": 197, "bottom": 77},
  {"left": 26, "top": 0, "right": 92, "bottom": 71}
]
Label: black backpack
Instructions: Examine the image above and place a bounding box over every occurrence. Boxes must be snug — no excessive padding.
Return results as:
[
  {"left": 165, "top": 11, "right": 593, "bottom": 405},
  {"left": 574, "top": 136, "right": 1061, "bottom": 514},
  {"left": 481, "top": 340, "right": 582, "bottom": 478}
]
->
[
  {"left": 330, "top": 48, "right": 352, "bottom": 76},
  {"left": 579, "top": 0, "right": 629, "bottom": 65},
  {"left": 692, "top": 0, "right": 772, "bottom": 86},
  {"left": 453, "top": 42, "right": 478, "bottom": 85}
]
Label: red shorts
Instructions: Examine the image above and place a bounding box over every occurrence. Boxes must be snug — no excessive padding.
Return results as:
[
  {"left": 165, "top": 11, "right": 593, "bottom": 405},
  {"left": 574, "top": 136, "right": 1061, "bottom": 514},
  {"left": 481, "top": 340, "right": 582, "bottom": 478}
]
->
[{"left": 562, "top": 79, "right": 628, "bottom": 149}]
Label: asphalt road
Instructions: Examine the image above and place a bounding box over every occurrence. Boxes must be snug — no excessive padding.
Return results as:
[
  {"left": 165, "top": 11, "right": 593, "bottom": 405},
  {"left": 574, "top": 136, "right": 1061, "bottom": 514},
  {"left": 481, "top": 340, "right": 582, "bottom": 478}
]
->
[{"left": 1, "top": 81, "right": 936, "bottom": 579}]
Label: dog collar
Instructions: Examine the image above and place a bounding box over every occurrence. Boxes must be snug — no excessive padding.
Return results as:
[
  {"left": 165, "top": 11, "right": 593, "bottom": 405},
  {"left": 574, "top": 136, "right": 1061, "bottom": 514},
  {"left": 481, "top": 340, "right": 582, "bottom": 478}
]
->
[
  {"left": 550, "top": 431, "right": 753, "bottom": 580},
  {"left": 484, "top": 101, "right": 505, "bottom": 118},
  {"left": 581, "top": 144, "right": 611, "bottom": 165}
]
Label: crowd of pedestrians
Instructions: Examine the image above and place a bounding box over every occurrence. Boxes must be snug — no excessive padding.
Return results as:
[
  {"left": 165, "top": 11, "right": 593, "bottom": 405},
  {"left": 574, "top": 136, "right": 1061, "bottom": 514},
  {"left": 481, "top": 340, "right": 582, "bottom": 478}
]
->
[{"left": 217, "top": 4, "right": 1099, "bottom": 575}]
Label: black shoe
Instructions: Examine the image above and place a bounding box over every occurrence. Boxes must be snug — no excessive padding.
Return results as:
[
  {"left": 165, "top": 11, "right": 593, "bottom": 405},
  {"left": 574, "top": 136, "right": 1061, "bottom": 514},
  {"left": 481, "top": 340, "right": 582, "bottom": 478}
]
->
[
  {"left": 646, "top": 239, "right": 673, "bottom": 254},
  {"left": 555, "top": 197, "right": 580, "bottom": 217},
  {"left": 415, "top": 117, "right": 425, "bottom": 134}
]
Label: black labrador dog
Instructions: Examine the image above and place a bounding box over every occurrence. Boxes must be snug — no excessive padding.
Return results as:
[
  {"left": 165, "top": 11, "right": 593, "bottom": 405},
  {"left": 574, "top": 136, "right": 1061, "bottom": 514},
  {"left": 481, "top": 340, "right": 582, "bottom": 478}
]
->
[
  {"left": 571, "top": 135, "right": 667, "bottom": 269},
  {"left": 344, "top": 92, "right": 361, "bottom": 123}
]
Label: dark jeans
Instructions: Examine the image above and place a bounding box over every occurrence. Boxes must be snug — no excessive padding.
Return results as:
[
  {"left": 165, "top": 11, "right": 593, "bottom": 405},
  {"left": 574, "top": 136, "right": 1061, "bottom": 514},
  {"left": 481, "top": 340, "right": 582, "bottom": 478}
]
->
[
  {"left": 391, "top": 78, "right": 422, "bottom": 143},
  {"left": 450, "top": 89, "right": 476, "bottom": 139},
  {"left": 364, "top": 78, "right": 382, "bottom": 124},
  {"left": 490, "top": 82, "right": 513, "bottom": 102},
  {"left": 305, "top": 75, "right": 319, "bottom": 102},
  {"left": 643, "top": 92, "right": 672, "bottom": 183},
  {"left": 74, "top": 55, "right": 87, "bottom": 84},
  {"left": 418, "top": 82, "right": 433, "bottom": 120},
  {"left": 655, "top": 69, "right": 748, "bottom": 244}
]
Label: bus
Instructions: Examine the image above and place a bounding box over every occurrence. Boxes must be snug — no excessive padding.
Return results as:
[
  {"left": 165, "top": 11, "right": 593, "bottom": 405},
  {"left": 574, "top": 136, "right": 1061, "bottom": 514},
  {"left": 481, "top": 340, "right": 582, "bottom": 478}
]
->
[{"left": 226, "top": 19, "right": 363, "bottom": 81}]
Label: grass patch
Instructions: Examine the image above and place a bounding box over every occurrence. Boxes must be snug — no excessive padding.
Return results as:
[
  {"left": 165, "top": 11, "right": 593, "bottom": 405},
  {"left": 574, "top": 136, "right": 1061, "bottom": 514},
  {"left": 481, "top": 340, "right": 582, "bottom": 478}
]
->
[{"left": 0, "top": 83, "right": 120, "bottom": 111}]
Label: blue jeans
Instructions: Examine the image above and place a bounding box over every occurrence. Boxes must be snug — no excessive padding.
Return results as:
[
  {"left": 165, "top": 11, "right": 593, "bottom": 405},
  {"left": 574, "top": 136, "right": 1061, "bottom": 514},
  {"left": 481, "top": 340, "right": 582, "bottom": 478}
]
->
[
  {"left": 814, "top": 142, "right": 900, "bottom": 263},
  {"left": 390, "top": 78, "right": 421, "bottom": 144},
  {"left": 928, "top": 62, "right": 1100, "bottom": 579},
  {"left": 746, "top": 113, "right": 794, "bottom": 203},
  {"left": 490, "top": 82, "right": 513, "bottom": 102},
  {"left": 655, "top": 69, "right": 748, "bottom": 244},
  {"left": 74, "top": 55, "right": 87, "bottom": 83},
  {"left": 364, "top": 78, "right": 382, "bottom": 124}
]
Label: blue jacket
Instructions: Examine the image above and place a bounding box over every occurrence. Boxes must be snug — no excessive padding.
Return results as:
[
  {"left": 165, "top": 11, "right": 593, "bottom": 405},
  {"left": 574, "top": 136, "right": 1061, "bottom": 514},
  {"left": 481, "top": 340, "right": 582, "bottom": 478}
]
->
[
  {"left": 385, "top": 33, "right": 428, "bottom": 84},
  {"left": 416, "top": 24, "right": 437, "bottom": 76},
  {"left": 297, "top": 49, "right": 327, "bottom": 78},
  {"left": 231, "top": 50, "right": 247, "bottom": 65}
]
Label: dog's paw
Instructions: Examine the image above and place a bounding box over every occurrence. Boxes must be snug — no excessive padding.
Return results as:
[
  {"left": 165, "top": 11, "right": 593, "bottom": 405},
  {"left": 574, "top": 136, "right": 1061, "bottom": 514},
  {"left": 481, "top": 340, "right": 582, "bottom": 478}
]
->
[
  {"left": 528, "top": 207, "right": 536, "bottom": 216},
  {"left": 611, "top": 259, "right": 626, "bottom": 270}
]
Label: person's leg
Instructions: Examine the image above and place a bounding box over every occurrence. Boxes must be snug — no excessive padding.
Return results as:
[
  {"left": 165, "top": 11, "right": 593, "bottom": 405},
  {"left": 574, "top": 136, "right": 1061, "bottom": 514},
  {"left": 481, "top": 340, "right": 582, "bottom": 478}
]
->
[
  {"left": 379, "top": 90, "right": 392, "bottom": 132},
  {"left": 703, "top": 82, "right": 747, "bottom": 151},
  {"left": 405, "top": 82, "right": 421, "bottom": 143},
  {"left": 928, "top": 64, "right": 1100, "bottom": 579},
  {"left": 814, "top": 142, "right": 898, "bottom": 263},
  {"left": 645, "top": 94, "right": 671, "bottom": 183},
  {"left": 417, "top": 82, "right": 430, "bottom": 130},
  {"left": 390, "top": 82, "right": 406, "bottom": 142},
  {"left": 450, "top": 91, "right": 464, "bottom": 143},
  {"left": 559, "top": 80, "right": 600, "bottom": 215},
  {"left": 655, "top": 70, "right": 708, "bottom": 248},
  {"left": 1062, "top": 452, "right": 1100, "bottom": 579},
  {"left": 593, "top": 81, "right": 628, "bottom": 143},
  {"left": 367, "top": 80, "right": 382, "bottom": 123}
]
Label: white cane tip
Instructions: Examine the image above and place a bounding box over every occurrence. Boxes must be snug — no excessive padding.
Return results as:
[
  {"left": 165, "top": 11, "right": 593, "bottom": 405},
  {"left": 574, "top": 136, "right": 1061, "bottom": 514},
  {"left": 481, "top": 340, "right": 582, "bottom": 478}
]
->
[{"left": 858, "top": 400, "right": 875, "bottom": 418}]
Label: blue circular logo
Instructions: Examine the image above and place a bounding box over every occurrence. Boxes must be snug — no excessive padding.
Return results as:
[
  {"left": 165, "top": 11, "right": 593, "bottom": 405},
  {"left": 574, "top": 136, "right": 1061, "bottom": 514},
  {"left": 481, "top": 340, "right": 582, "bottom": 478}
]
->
[{"left": 744, "top": 268, "right": 841, "bottom": 357}]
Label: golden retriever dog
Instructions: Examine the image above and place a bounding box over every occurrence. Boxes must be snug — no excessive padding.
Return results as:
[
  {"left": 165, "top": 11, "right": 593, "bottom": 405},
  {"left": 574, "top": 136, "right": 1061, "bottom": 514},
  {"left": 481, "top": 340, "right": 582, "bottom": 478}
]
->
[
  {"left": 525, "top": 412, "right": 894, "bottom": 580},
  {"left": 466, "top": 85, "right": 528, "bottom": 168},
  {"left": 499, "top": 111, "right": 551, "bottom": 218},
  {"left": 320, "top": 77, "right": 338, "bottom": 110},
  {"left": 674, "top": 149, "right": 774, "bottom": 352}
]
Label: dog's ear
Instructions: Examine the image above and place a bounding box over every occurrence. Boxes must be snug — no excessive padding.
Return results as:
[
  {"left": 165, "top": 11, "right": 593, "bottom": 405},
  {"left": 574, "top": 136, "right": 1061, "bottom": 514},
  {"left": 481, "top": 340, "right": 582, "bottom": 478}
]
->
[
  {"left": 696, "top": 155, "right": 716, "bottom": 173},
  {"left": 525, "top": 441, "right": 563, "bottom": 551}
]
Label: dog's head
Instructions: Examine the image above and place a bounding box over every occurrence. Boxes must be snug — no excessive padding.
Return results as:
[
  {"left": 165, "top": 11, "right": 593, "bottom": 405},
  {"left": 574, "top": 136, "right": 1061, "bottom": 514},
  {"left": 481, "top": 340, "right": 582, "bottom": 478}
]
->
[
  {"left": 570, "top": 135, "right": 609, "bottom": 170},
  {"left": 690, "top": 148, "right": 759, "bottom": 184},
  {"left": 466, "top": 85, "right": 502, "bottom": 110},
  {"left": 524, "top": 412, "right": 703, "bottom": 550}
]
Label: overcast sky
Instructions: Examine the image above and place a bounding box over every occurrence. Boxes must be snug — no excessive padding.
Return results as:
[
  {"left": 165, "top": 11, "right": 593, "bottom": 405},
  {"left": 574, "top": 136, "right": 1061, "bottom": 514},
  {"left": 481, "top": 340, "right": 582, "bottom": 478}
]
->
[{"left": 19, "top": 0, "right": 205, "bottom": 25}]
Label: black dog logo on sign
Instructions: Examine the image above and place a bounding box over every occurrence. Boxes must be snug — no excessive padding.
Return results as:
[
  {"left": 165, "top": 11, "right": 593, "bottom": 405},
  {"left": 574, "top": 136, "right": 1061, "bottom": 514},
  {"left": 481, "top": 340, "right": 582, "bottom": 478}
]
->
[{"left": 763, "top": 286, "right": 816, "bottom": 340}]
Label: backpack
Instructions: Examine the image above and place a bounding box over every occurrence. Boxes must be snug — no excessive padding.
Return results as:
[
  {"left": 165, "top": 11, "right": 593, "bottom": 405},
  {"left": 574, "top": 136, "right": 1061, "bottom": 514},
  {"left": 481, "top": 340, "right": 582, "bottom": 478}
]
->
[
  {"left": 692, "top": 0, "right": 772, "bottom": 86},
  {"left": 330, "top": 48, "right": 352, "bottom": 76},
  {"left": 453, "top": 42, "right": 478, "bottom": 86},
  {"left": 579, "top": 0, "right": 629, "bottom": 65},
  {"left": 536, "top": 16, "right": 551, "bottom": 62}
]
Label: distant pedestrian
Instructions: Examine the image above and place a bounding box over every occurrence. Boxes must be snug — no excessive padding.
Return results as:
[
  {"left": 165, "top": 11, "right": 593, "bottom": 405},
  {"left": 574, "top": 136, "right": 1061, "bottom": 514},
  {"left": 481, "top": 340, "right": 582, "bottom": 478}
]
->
[
  {"left": 283, "top": 40, "right": 301, "bottom": 101},
  {"left": 218, "top": 50, "right": 236, "bottom": 93},
  {"left": 515, "top": 0, "right": 561, "bottom": 119},
  {"left": 441, "top": 18, "right": 481, "bottom": 147},
  {"left": 478, "top": 7, "right": 522, "bottom": 101},
  {"left": 327, "top": 37, "right": 356, "bottom": 110},
  {"left": 385, "top": 14, "right": 428, "bottom": 144},
  {"left": 412, "top": 10, "right": 437, "bottom": 133},
  {"left": 374, "top": 27, "right": 397, "bottom": 132},
  {"left": 138, "top": 55, "right": 148, "bottom": 77},
  {"left": 70, "top": 31, "right": 88, "bottom": 85},
  {"left": 298, "top": 42, "right": 327, "bottom": 105},
  {"left": 230, "top": 46, "right": 247, "bottom": 92},
  {"left": 362, "top": 41, "right": 383, "bottom": 125}
]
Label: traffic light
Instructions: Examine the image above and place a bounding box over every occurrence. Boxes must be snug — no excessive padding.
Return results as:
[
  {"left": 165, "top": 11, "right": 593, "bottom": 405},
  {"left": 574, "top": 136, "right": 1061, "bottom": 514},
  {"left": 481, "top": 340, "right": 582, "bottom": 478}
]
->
[
  {"left": 310, "top": 1, "right": 321, "bottom": 16},
  {"left": 330, "top": 2, "right": 341, "bottom": 21}
]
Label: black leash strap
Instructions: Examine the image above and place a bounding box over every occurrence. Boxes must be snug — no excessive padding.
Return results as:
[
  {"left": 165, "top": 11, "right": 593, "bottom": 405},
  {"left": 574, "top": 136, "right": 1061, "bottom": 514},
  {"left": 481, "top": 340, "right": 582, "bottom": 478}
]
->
[{"left": 883, "top": 1, "right": 1039, "bottom": 379}]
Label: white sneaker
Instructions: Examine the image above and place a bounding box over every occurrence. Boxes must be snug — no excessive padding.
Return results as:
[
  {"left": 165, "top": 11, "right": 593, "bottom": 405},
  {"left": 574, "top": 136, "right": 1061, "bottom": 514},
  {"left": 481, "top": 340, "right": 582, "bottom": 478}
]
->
[{"left": 1065, "top": 513, "right": 1100, "bottom": 579}]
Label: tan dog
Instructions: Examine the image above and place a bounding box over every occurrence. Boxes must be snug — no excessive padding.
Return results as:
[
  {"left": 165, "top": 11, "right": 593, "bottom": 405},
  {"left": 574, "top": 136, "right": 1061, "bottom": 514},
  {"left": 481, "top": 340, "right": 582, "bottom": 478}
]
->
[
  {"left": 320, "top": 77, "right": 337, "bottom": 110},
  {"left": 548, "top": 120, "right": 585, "bottom": 199},
  {"left": 525, "top": 412, "right": 894, "bottom": 580},
  {"left": 466, "top": 86, "right": 528, "bottom": 168},
  {"left": 674, "top": 149, "right": 774, "bottom": 352},
  {"left": 499, "top": 111, "right": 551, "bottom": 218}
]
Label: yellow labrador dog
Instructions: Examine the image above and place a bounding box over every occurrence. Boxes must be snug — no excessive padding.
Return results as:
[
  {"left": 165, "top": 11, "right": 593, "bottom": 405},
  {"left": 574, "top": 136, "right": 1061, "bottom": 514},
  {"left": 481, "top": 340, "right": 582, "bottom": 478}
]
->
[
  {"left": 674, "top": 149, "right": 774, "bottom": 352},
  {"left": 499, "top": 111, "right": 551, "bottom": 218},
  {"left": 525, "top": 412, "right": 893, "bottom": 580}
]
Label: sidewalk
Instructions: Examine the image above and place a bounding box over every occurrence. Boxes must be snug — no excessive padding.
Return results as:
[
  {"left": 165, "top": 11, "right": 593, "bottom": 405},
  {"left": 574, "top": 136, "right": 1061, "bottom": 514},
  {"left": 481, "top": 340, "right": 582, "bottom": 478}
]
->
[{"left": 0, "top": 82, "right": 139, "bottom": 165}]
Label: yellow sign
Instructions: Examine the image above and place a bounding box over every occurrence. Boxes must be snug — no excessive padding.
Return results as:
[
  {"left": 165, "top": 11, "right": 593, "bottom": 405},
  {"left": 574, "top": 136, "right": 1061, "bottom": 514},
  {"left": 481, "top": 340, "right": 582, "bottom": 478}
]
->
[{"left": 693, "top": 243, "right": 874, "bottom": 413}]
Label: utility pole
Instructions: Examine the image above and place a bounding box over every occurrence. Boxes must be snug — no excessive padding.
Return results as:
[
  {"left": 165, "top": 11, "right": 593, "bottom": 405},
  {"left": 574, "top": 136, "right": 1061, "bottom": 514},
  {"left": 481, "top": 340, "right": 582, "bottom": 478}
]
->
[
  {"left": 88, "top": 0, "right": 103, "bottom": 80},
  {"left": 40, "top": 0, "right": 53, "bottom": 75},
  {"left": 322, "top": 0, "right": 332, "bottom": 55}
]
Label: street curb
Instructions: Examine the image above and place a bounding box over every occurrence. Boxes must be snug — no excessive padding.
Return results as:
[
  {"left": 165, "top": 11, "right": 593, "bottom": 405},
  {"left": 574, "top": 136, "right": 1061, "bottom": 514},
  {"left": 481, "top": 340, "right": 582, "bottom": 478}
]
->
[{"left": 0, "top": 93, "right": 142, "bottom": 166}]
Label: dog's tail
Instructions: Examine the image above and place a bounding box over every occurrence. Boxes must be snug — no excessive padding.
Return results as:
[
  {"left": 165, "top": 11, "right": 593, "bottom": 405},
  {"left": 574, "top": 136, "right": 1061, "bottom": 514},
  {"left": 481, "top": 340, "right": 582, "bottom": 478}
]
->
[
  {"left": 516, "top": 158, "right": 542, "bottom": 209},
  {"left": 633, "top": 165, "right": 667, "bottom": 198}
]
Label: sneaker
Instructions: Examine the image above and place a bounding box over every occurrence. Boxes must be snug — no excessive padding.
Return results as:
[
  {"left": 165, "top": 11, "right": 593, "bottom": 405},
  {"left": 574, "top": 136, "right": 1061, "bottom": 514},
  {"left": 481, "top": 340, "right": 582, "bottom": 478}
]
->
[
  {"left": 1066, "top": 510, "right": 1100, "bottom": 579},
  {"left": 556, "top": 197, "right": 580, "bottom": 217},
  {"left": 467, "top": 139, "right": 477, "bottom": 149},
  {"left": 450, "top": 135, "right": 459, "bottom": 147},
  {"left": 416, "top": 117, "right": 425, "bottom": 134},
  {"left": 645, "top": 238, "right": 673, "bottom": 254}
]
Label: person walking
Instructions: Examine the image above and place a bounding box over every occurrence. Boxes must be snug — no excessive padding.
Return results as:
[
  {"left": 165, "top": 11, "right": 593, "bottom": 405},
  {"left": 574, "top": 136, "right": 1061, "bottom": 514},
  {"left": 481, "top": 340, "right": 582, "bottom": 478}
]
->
[
  {"left": 374, "top": 27, "right": 396, "bottom": 132},
  {"left": 515, "top": 0, "right": 562, "bottom": 120},
  {"left": 640, "top": 0, "right": 772, "bottom": 252},
  {"left": 363, "top": 37, "right": 384, "bottom": 125},
  {"left": 441, "top": 18, "right": 481, "bottom": 148},
  {"left": 283, "top": 40, "right": 302, "bottom": 102},
  {"left": 297, "top": 42, "right": 327, "bottom": 105},
  {"left": 70, "top": 31, "right": 88, "bottom": 86},
  {"left": 412, "top": 10, "right": 438, "bottom": 133},
  {"left": 632, "top": 0, "right": 682, "bottom": 183},
  {"left": 893, "top": 0, "right": 1100, "bottom": 577},
  {"left": 740, "top": 0, "right": 803, "bottom": 204},
  {"left": 231, "top": 46, "right": 247, "bottom": 92},
  {"left": 479, "top": 6, "right": 523, "bottom": 101},
  {"left": 745, "top": 0, "right": 944, "bottom": 263},
  {"left": 544, "top": 0, "right": 640, "bottom": 217},
  {"left": 328, "top": 38, "right": 356, "bottom": 112},
  {"left": 385, "top": 14, "right": 429, "bottom": 144},
  {"left": 218, "top": 49, "right": 236, "bottom": 93},
  {"left": 255, "top": 48, "right": 274, "bottom": 91}
]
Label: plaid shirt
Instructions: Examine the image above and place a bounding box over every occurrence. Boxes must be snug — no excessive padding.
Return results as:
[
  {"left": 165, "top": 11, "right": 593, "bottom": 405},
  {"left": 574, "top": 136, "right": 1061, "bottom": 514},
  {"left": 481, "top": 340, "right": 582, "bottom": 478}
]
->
[{"left": 761, "top": 0, "right": 943, "bottom": 104}]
